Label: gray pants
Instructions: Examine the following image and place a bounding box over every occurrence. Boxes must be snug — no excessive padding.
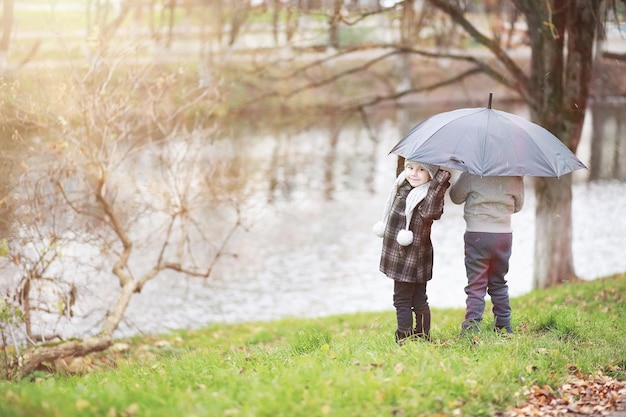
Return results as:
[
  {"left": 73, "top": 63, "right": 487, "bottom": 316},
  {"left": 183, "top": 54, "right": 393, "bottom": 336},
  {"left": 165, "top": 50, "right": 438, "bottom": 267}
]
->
[{"left": 462, "top": 231, "right": 513, "bottom": 330}]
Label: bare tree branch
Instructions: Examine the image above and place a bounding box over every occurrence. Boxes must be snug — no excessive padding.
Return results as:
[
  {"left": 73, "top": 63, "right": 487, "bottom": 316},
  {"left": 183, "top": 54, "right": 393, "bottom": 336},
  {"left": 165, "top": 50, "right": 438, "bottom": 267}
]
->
[
  {"left": 426, "top": 0, "right": 531, "bottom": 101},
  {"left": 242, "top": 42, "right": 514, "bottom": 110},
  {"left": 344, "top": 67, "right": 483, "bottom": 111}
]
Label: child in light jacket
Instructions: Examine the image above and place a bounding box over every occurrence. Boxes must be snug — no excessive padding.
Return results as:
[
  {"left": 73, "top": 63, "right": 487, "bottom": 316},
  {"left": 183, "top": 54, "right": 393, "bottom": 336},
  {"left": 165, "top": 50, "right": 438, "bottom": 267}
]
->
[{"left": 449, "top": 173, "right": 524, "bottom": 334}]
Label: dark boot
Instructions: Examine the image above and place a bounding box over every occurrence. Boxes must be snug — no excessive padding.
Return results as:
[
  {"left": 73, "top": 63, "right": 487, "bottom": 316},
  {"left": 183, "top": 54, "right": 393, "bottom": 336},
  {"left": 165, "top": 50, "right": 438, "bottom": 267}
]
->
[
  {"left": 413, "top": 307, "right": 431, "bottom": 340},
  {"left": 395, "top": 328, "right": 412, "bottom": 345},
  {"left": 461, "top": 319, "right": 481, "bottom": 334},
  {"left": 495, "top": 325, "right": 514, "bottom": 335},
  {"left": 494, "top": 315, "right": 513, "bottom": 335}
]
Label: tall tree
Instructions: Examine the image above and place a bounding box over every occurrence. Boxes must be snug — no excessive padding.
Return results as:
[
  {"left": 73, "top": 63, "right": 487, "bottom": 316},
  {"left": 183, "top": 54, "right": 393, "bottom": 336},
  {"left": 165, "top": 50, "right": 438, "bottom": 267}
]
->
[
  {"left": 517, "top": 0, "right": 601, "bottom": 288},
  {"left": 0, "top": 0, "right": 14, "bottom": 71},
  {"left": 426, "top": 0, "right": 605, "bottom": 288}
]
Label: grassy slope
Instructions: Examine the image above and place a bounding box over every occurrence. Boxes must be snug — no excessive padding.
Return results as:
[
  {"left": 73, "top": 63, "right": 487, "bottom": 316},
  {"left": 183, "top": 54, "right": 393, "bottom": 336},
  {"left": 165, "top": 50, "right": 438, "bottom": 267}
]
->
[{"left": 1, "top": 273, "right": 625, "bottom": 417}]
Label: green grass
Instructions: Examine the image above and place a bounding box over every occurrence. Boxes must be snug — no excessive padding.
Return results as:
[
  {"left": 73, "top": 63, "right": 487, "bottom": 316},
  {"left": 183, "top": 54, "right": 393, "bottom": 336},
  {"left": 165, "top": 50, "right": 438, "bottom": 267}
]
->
[{"left": 1, "top": 273, "right": 625, "bottom": 417}]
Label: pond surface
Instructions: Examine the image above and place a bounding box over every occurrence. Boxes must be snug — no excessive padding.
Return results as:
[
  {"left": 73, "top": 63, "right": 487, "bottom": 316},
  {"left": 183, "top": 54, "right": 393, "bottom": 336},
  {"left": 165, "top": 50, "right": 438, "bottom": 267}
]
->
[
  {"left": 121, "top": 177, "right": 626, "bottom": 337},
  {"left": 112, "top": 103, "right": 626, "bottom": 337},
  {"left": 3, "top": 102, "right": 625, "bottom": 339}
]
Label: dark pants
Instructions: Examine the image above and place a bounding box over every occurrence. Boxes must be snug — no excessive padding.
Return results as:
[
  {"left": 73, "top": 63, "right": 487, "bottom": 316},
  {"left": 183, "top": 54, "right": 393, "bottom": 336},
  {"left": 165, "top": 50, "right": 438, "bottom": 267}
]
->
[
  {"left": 462, "top": 231, "right": 513, "bottom": 330},
  {"left": 393, "top": 281, "right": 429, "bottom": 333}
]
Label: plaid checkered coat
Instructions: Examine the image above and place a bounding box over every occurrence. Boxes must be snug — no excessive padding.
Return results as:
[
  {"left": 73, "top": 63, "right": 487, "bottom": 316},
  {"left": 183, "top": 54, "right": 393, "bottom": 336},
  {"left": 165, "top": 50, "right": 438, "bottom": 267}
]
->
[{"left": 379, "top": 169, "right": 451, "bottom": 283}]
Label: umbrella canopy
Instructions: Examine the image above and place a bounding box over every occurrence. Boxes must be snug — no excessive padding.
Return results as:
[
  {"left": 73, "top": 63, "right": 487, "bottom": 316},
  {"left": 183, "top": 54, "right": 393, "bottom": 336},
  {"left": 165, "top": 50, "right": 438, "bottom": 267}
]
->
[{"left": 389, "top": 104, "right": 587, "bottom": 177}]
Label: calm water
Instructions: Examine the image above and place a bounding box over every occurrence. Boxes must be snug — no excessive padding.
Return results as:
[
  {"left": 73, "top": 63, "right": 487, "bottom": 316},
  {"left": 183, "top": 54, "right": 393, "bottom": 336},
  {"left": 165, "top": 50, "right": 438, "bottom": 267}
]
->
[
  {"left": 3, "top": 103, "right": 626, "bottom": 339},
  {"left": 105, "top": 104, "right": 626, "bottom": 337}
]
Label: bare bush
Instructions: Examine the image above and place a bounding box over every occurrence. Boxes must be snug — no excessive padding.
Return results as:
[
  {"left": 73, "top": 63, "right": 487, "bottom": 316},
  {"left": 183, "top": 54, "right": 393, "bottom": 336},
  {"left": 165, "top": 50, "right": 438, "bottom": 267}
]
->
[{"left": 0, "top": 48, "right": 244, "bottom": 379}]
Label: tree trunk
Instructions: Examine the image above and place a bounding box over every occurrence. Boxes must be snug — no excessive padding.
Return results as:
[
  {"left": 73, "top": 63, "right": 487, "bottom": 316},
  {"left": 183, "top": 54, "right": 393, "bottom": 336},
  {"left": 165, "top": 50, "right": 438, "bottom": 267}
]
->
[
  {"left": 0, "top": 0, "right": 13, "bottom": 51},
  {"left": 100, "top": 281, "right": 139, "bottom": 336},
  {"left": 533, "top": 176, "right": 577, "bottom": 288},
  {"left": 21, "top": 277, "right": 33, "bottom": 345},
  {"left": 328, "top": 0, "right": 342, "bottom": 50},
  {"left": 16, "top": 335, "right": 114, "bottom": 379},
  {"left": 0, "top": 0, "right": 14, "bottom": 71},
  {"left": 396, "top": 0, "right": 416, "bottom": 93},
  {"left": 532, "top": 0, "right": 601, "bottom": 288},
  {"left": 11, "top": 279, "right": 138, "bottom": 379}
]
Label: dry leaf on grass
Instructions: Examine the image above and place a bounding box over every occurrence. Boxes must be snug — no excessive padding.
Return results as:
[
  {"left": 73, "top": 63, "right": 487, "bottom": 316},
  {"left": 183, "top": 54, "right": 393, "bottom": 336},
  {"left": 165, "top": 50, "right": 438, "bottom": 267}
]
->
[{"left": 498, "top": 372, "right": 626, "bottom": 417}]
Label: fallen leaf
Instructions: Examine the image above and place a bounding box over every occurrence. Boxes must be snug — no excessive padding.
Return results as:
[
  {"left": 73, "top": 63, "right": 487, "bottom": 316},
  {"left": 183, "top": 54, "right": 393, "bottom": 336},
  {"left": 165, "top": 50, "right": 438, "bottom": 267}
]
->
[{"left": 497, "top": 373, "right": 626, "bottom": 417}]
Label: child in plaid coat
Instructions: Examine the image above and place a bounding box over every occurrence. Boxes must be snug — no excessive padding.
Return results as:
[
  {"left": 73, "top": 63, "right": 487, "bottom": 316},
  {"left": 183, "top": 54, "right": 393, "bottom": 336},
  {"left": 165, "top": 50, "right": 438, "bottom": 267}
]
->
[{"left": 373, "top": 159, "right": 451, "bottom": 344}]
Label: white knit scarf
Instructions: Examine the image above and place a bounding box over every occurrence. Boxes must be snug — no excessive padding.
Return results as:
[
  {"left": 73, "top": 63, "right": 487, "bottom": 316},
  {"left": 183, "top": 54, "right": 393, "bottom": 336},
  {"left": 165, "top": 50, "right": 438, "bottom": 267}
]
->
[{"left": 373, "top": 170, "right": 431, "bottom": 246}]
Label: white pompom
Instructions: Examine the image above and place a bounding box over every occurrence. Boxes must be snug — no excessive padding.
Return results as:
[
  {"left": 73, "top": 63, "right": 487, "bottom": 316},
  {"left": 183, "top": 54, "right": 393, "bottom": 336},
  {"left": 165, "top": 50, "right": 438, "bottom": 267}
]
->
[
  {"left": 373, "top": 221, "right": 386, "bottom": 237},
  {"left": 396, "top": 229, "right": 413, "bottom": 246}
]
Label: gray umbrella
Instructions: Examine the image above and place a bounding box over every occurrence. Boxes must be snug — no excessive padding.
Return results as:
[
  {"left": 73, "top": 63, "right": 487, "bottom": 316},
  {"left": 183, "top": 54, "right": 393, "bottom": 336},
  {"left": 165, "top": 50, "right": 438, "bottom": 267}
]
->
[{"left": 389, "top": 95, "right": 587, "bottom": 177}]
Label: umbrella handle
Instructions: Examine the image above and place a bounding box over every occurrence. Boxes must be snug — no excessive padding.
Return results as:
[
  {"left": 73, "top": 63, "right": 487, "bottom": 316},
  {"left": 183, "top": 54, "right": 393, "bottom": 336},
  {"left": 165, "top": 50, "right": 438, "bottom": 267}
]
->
[{"left": 449, "top": 156, "right": 468, "bottom": 172}]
